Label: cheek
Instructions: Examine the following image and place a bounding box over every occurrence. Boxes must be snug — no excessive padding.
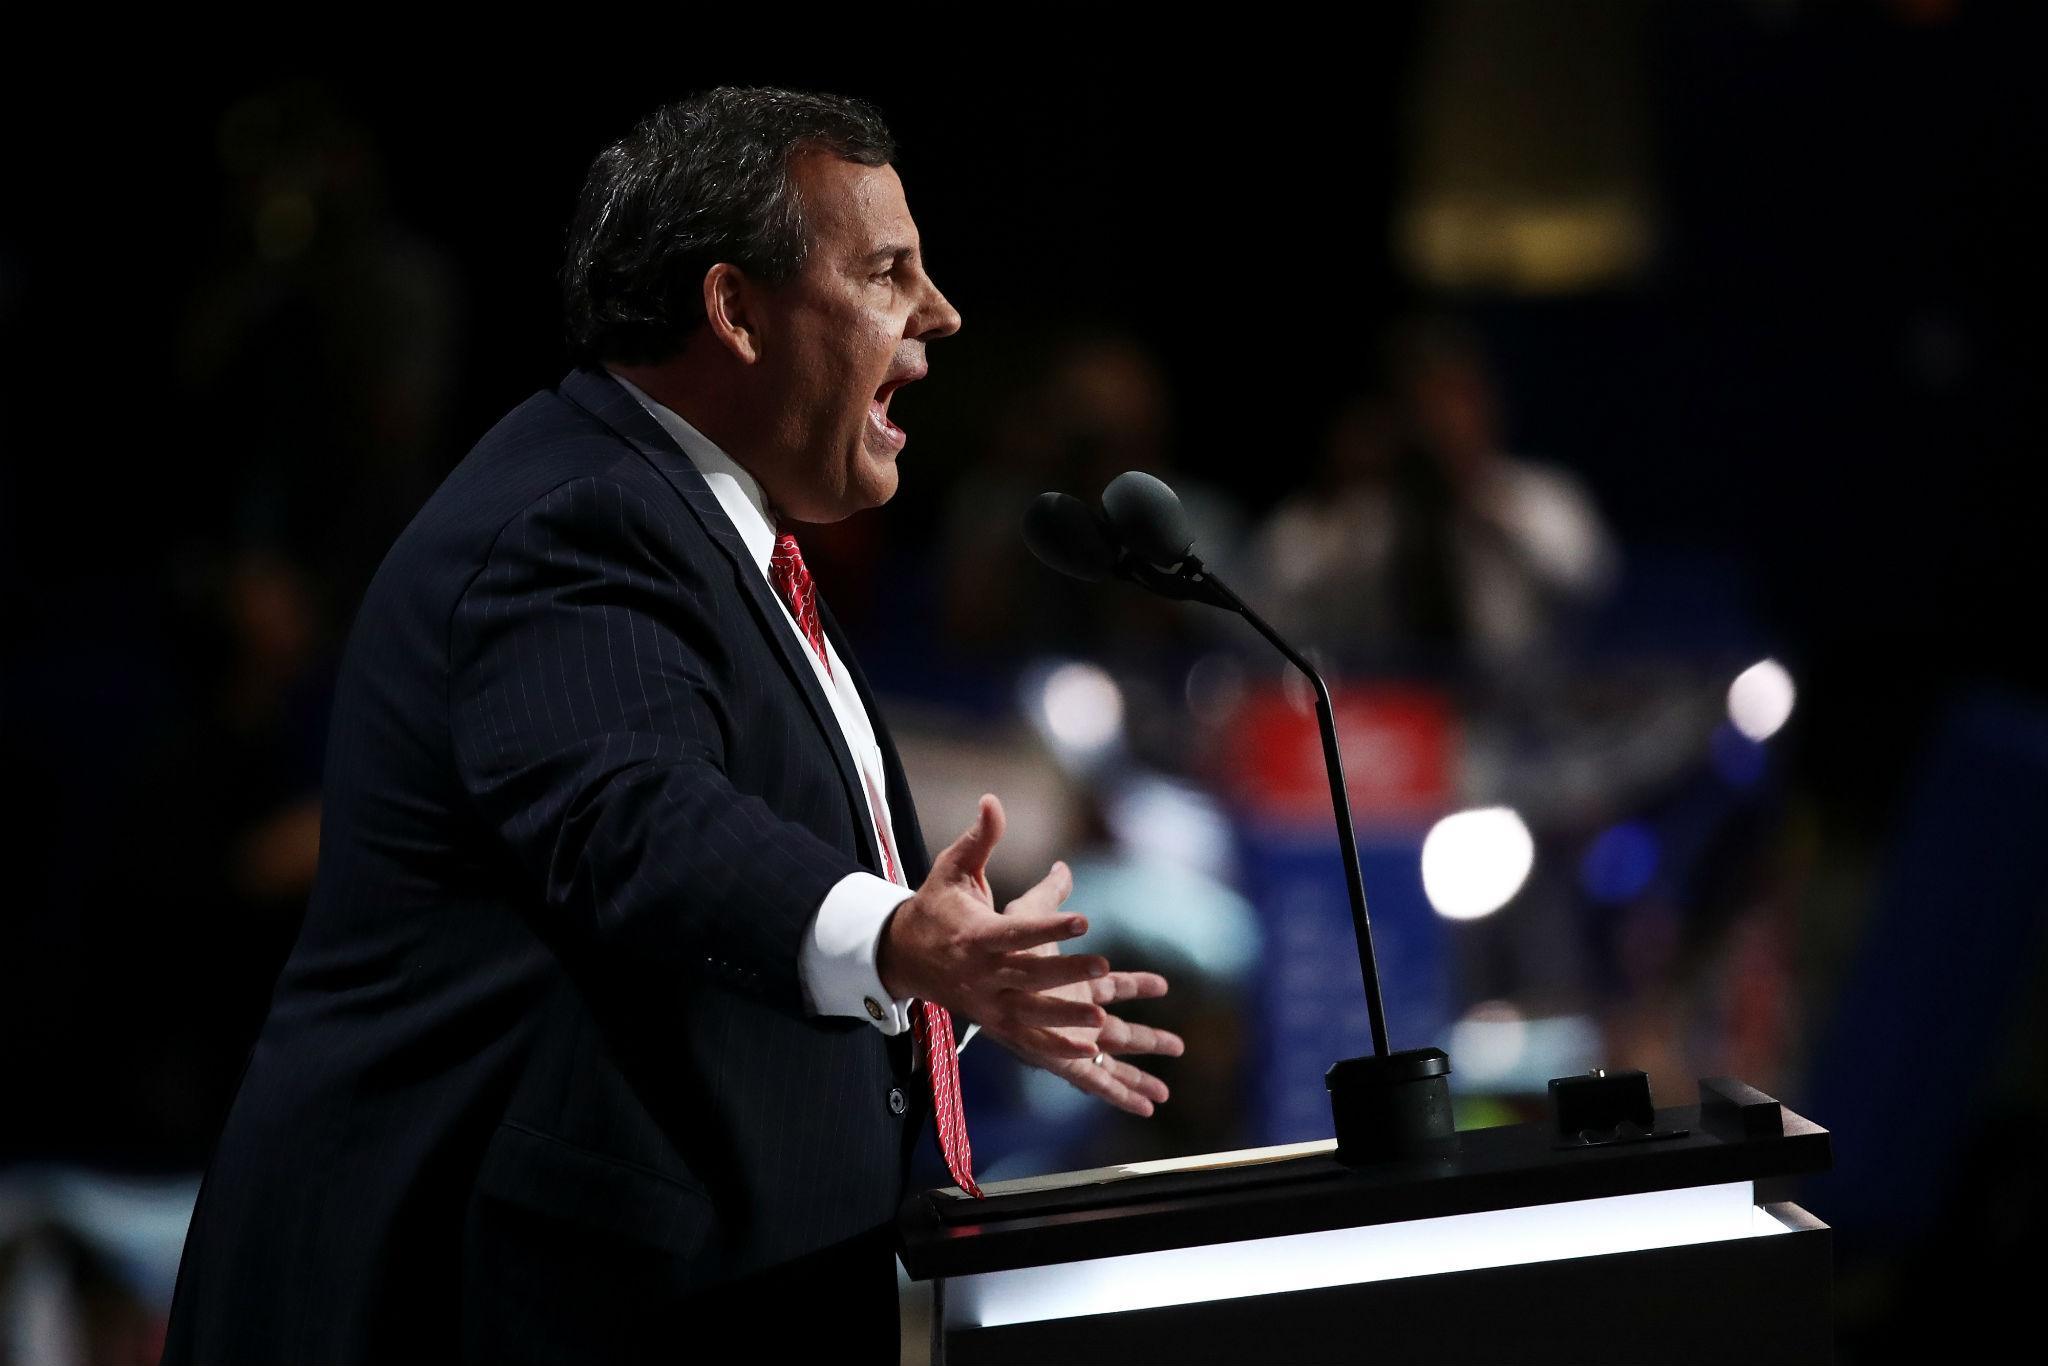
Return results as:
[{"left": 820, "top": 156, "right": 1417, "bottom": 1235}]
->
[
  {"left": 784, "top": 340, "right": 843, "bottom": 403},
  {"left": 784, "top": 297, "right": 904, "bottom": 441},
  {"left": 847, "top": 300, "right": 907, "bottom": 372}
]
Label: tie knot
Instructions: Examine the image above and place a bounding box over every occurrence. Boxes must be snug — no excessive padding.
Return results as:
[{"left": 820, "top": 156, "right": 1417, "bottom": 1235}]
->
[
  {"left": 767, "top": 523, "right": 829, "bottom": 676},
  {"left": 769, "top": 517, "right": 808, "bottom": 575}
]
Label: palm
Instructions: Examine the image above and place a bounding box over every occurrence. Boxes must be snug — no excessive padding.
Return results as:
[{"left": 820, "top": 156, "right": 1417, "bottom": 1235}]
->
[
  {"left": 893, "top": 794, "right": 1184, "bottom": 1119},
  {"left": 1003, "top": 941, "right": 1183, "bottom": 1117}
]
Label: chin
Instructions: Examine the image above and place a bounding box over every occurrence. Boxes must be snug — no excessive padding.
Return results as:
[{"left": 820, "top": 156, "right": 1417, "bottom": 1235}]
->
[
  {"left": 867, "top": 463, "right": 901, "bottom": 504},
  {"left": 850, "top": 449, "right": 901, "bottom": 510}
]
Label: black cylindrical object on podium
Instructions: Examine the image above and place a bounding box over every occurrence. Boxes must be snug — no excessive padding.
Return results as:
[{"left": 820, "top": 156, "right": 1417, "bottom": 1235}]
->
[{"left": 1326, "top": 1048, "right": 1459, "bottom": 1165}]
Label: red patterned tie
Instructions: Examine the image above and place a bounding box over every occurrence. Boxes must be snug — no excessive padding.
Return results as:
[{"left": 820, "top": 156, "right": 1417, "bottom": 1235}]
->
[
  {"left": 766, "top": 522, "right": 983, "bottom": 1199},
  {"left": 768, "top": 527, "right": 832, "bottom": 680}
]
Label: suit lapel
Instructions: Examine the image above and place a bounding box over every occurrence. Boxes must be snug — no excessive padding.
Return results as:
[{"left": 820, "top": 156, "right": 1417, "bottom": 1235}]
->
[
  {"left": 807, "top": 543, "right": 934, "bottom": 1077},
  {"left": 554, "top": 366, "right": 882, "bottom": 874},
  {"left": 812, "top": 594, "right": 962, "bottom": 1063},
  {"left": 816, "top": 594, "right": 930, "bottom": 886}
]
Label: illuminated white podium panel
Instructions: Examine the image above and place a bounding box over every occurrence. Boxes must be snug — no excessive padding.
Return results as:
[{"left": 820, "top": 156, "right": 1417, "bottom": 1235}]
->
[{"left": 898, "top": 1081, "right": 1831, "bottom": 1365}]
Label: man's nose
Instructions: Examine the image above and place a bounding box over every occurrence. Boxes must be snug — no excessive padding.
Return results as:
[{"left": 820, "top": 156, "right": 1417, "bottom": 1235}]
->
[{"left": 917, "top": 280, "right": 962, "bottom": 341}]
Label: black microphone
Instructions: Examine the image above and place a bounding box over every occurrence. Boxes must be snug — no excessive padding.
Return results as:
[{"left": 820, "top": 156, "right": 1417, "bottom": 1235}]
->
[
  {"left": 1027, "top": 476, "right": 1230, "bottom": 609},
  {"left": 1024, "top": 471, "right": 1457, "bottom": 1166},
  {"left": 1100, "top": 471, "right": 1193, "bottom": 566},
  {"left": 1022, "top": 492, "right": 1118, "bottom": 583}
]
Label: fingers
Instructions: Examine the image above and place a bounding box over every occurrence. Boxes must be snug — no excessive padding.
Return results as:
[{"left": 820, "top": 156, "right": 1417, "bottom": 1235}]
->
[
  {"left": 974, "top": 862, "right": 1079, "bottom": 952},
  {"left": 1011, "top": 1025, "right": 1101, "bottom": 1060},
  {"left": 994, "top": 950, "right": 1110, "bottom": 991},
  {"left": 1098, "top": 1056, "right": 1172, "bottom": 1105},
  {"left": 984, "top": 906, "right": 1086, "bottom": 954},
  {"left": 1094, "top": 1015, "right": 1186, "bottom": 1059},
  {"left": 1083, "top": 971, "right": 1169, "bottom": 1006},
  {"left": 1060, "top": 1055, "right": 1172, "bottom": 1117},
  {"left": 933, "top": 793, "right": 1005, "bottom": 885},
  {"left": 995, "top": 1003, "right": 1183, "bottom": 1070},
  {"left": 1003, "top": 859, "right": 1074, "bottom": 919},
  {"left": 997, "top": 990, "right": 1106, "bottom": 1030}
]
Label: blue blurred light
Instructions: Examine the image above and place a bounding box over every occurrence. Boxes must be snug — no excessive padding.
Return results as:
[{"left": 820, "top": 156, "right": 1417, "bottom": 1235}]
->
[
  {"left": 1709, "top": 720, "right": 1770, "bottom": 790},
  {"left": 1580, "top": 822, "right": 1660, "bottom": 904}
]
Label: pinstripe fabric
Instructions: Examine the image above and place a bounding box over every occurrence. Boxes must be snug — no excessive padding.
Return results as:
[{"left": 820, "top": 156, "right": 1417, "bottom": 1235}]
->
[
  {"left": 771, "top": 534, "right": 978, "bottom": 1196},
  {"left": 162, "top": 368, "right": 935, "bottom": 1364}
]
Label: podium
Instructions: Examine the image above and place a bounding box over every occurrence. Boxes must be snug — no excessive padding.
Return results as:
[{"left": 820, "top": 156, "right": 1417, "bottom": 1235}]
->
[{"left": 899, "top": 1079, "right": 1832, "bottom": 1365}]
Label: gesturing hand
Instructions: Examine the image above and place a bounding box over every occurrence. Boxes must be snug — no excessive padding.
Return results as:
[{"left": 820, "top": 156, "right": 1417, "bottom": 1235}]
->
[{"left": 878, "top": 794, "right": 1184, "bottom": 1117}]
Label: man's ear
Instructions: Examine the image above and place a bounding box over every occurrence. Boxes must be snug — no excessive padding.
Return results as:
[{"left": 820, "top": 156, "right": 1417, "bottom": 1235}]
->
[{"left": 702, "top": 262, "right": 764, "bottom": 365}]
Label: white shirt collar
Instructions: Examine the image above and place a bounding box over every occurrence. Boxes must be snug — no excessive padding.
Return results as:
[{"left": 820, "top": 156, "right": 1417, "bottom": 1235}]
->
[{"left": 607, "top": 369, "right": 779, "bottom": 574}]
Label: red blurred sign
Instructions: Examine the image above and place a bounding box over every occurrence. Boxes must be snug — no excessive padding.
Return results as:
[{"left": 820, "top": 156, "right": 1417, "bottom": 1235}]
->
[{"left": 1221, "top": 682, "right": 1457, "bottom": 827}]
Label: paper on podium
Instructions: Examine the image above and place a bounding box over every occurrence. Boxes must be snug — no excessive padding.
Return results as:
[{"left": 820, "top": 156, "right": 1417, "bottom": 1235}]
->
[{"left": 939, "top": 1137, "right": 1339, "bottom": 1201}]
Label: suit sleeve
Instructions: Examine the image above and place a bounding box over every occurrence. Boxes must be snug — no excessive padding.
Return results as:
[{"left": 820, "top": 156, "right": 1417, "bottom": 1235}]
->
[{"left": 448, "top": 474, "right": 861, "bottom": 1013}]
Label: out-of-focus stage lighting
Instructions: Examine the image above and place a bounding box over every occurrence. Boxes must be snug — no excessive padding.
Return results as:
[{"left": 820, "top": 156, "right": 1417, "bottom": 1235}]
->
[
  {"left": 1710, "top": 722, "right": 1770, "bottom": 790},
  {"left": 1446, "top": 1009, "right": 1602, "bottom": 1094},
  {"left": 1580, "top": 821, "right": 1660, "bottom": 904},
  {"left": 1727, "top": 658, "right": 1796, "bottom": 742},
  {"left": 1036, "top": 661, "right": 1124, "bottom": 760},
  {"left": 1422, "top": 807, "right": 1535, "bottom": 921},
  {"left": 1449, "top": 1001, "right": 1528, "bottom": 1084}
]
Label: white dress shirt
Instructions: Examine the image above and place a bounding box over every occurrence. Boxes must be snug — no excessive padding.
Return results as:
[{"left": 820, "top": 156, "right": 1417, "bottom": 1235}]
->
[{"left": 611, "top": 372, "right": 919, "bottom": 1036}]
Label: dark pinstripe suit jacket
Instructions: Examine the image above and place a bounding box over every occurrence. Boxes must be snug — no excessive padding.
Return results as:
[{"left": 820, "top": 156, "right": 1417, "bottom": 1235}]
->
[{"left": 163, "top": 366, "right": 933, "bottom": 1363}]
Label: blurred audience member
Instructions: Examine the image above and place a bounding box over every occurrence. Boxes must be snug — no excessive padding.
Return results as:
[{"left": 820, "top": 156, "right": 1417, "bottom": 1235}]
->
[
  {"left": 107, "top": 549, "right": 333, "bottom": 1168},
  {"left": 939, "top": 331, "right": 1245, "bottom": 670},
  {"left": 175, "top": 80, "right": 460, "bottom": 611},
  {"left": 1254, "top": 319, "right": 1618, "bottom": 675}
]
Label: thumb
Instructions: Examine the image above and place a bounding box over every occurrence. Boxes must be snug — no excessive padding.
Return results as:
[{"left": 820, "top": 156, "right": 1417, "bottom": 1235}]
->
[{"left": 934, "top": 793, "right": 1004, "bottom": 885}]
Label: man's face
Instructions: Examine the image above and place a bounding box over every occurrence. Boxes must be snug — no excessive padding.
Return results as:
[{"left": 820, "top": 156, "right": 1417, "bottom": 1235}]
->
[{"left": 749, "top": 152, "right": 961, "bottom": 522}]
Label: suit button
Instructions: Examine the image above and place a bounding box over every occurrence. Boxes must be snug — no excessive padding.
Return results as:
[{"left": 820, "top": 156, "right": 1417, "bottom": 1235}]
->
[
  {"left": 864, "top": 997, "right": 885, "bottom": 1021},
  {"left": 887, "top": 1086, "right": 907, "bottom": 1116}
]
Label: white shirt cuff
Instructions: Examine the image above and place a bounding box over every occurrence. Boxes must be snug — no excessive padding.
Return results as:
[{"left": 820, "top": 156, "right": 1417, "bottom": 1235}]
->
[{"left": 799, "top": 871, "right": 916, "bottom": 1034}]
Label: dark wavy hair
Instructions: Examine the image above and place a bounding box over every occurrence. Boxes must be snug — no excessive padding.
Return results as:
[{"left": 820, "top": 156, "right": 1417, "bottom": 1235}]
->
[{"left": 561, "top": 87, "right": 897, "bottom": 366}]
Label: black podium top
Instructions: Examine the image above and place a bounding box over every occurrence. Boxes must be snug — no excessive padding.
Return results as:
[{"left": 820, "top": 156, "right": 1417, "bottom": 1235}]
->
[{"left": 898, "top": 1083, "right": 1830, "bottom": 1281}]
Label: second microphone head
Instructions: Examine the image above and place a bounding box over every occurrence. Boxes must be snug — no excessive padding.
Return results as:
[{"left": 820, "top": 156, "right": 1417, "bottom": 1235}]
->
[
  {"left": 1022, "top": 491, "right": 1119, "bottom": 582},
  {"left": 1101, "top": 470, "right": 1194, "bottom": 567}
]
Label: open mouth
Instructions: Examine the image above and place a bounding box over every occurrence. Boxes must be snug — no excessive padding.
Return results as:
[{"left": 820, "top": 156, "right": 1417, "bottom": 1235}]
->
[{"left": 869, "top": 367, "right": 925, "bottom": 449}]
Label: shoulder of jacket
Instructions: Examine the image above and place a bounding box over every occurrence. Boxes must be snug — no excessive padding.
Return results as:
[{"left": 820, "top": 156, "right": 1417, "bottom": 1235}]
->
[{"left": 456, "top": 387, "right": 695, "bottom": 540}]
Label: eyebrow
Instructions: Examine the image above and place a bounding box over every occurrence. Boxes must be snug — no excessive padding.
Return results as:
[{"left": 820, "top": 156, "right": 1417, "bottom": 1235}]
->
[{"left": 865, "top": 244, "right": 917, "bottom": 267}]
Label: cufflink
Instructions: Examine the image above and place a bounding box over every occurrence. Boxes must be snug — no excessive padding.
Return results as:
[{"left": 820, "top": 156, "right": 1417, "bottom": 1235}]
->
[{"left": 864, "top": 996, "right": 886, "bottom": 1021}]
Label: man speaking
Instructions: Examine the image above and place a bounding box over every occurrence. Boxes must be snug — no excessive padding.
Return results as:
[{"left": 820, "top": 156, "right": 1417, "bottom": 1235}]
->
[{"left": 163, "top": 87, "right": 1183, "bottom": 1363}]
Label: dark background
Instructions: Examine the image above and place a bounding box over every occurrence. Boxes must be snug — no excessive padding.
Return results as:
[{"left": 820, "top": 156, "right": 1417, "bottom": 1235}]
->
[{"left": 3, "top": 4, "right": 2043, "bottom": 1360}]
